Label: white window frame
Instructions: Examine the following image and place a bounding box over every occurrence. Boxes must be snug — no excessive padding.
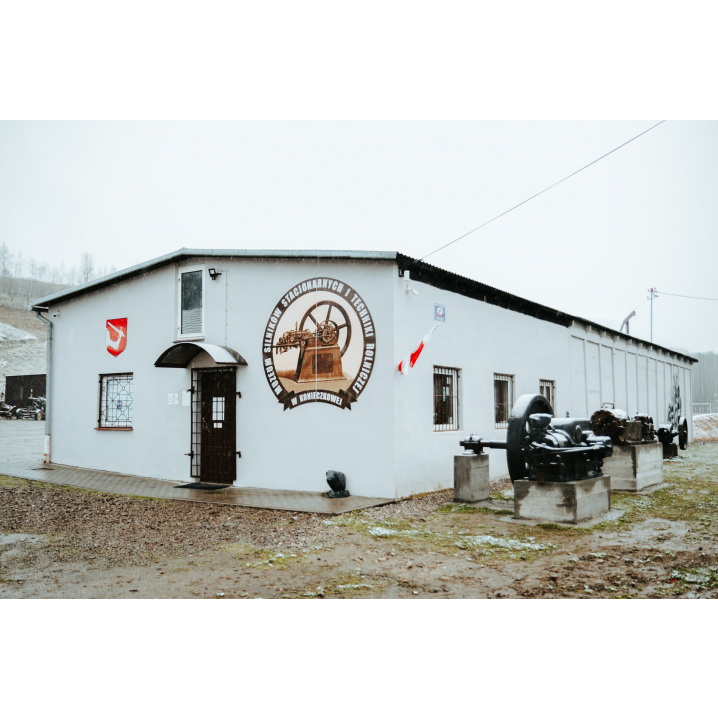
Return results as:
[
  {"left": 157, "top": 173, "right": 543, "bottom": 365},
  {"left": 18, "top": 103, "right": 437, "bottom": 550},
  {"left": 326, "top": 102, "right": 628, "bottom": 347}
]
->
[{"left": 177, "top": 264, "right": 205, "bottom": 340}]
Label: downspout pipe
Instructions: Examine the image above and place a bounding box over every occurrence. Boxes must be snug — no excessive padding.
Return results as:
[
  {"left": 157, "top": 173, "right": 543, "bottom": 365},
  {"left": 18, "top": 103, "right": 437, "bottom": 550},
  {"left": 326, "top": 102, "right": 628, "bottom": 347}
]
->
[{"left": 32, "top": 306, "right": 52, "bottom": 463}]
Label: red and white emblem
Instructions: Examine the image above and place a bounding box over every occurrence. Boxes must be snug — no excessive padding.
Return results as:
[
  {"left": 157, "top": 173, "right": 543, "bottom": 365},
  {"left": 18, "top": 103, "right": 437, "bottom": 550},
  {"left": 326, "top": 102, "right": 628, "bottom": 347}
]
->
[{"left": 106, "top": 318, "right": 128, "bottom": 357}]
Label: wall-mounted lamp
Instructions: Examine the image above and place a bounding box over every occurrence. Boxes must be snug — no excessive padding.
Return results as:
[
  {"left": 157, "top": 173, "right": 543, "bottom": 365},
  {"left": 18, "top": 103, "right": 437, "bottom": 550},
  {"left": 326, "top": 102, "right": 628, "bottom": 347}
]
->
[
  {"left": 208, "top": 268, "right": 222, "bottom": 281},
  {"left": 404, "top": 270, "right": 418, "bottom": 295}
]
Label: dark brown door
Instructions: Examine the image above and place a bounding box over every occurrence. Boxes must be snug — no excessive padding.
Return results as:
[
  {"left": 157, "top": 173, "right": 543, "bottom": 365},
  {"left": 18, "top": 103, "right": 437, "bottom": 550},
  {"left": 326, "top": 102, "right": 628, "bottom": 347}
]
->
[{"left": 191, "top": 368, "right": 236, "bottom": 484}]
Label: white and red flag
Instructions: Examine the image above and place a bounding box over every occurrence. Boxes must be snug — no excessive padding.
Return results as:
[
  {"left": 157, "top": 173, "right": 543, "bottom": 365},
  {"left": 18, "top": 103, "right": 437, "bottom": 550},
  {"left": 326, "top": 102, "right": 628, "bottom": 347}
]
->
[{"left": 398, "top": 324, "right": 440, "bottom": 374}]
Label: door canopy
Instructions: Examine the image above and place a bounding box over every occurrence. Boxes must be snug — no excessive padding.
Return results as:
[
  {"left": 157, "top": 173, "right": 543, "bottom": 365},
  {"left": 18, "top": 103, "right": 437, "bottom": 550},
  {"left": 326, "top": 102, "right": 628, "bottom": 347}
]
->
[{"left": 154, "top": 342, "right": 248, "bottom": 368}]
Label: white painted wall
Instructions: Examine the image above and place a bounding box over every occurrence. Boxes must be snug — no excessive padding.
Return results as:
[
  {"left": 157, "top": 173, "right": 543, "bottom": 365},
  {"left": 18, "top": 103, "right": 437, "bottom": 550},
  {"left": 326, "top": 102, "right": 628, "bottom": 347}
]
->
[
  {"left": 392, "top": 273, "right": 572, "bottom": 494},
  {"left": 47, "top": 256, "right": 696, "bottom": 501},
  {"left": 567, "top": 324, "right": 693, "bottom": 438},
  {"left": 49, "top": 257, "right": 397, "bottom": 498}
]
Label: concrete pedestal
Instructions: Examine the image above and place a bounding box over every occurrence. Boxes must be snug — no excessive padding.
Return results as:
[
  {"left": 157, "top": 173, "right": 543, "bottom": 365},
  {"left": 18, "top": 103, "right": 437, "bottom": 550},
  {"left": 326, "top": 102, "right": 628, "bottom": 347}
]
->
[
  {"left": 514, "top": 475, "right": 611, "bottom": 524},
  {"left": 603, "top": 443, "right": 663, "bottom": 492},
  {"left": 454, "top": 453, "right": 490, "bottom": 503},
  {"left": 663, "top": 443, "right": 678, "bottom": 460}
]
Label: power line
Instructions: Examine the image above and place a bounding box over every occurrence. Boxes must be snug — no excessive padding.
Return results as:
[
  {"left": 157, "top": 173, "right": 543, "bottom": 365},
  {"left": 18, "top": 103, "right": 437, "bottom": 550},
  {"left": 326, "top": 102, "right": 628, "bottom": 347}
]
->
[
  {"left": 656, "top": 290, "right": 718, "bottom": 301},
  {"left": 420, "top": 120, "right": 666, "bottom": 261}
]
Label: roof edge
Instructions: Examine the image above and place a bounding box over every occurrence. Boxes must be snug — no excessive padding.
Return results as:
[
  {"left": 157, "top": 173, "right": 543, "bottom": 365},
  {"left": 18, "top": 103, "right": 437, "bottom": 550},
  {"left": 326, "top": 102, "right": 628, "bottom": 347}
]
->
[{"left": 33, "top": 248, "right": 399, "bottom": 307}]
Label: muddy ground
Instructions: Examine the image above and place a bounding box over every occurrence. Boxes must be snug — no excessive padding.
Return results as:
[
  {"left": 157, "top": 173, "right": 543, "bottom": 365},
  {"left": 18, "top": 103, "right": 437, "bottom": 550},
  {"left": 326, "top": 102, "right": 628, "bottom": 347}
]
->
[{"left": 2, "top": 443, "right": 717, "bottom": 599}]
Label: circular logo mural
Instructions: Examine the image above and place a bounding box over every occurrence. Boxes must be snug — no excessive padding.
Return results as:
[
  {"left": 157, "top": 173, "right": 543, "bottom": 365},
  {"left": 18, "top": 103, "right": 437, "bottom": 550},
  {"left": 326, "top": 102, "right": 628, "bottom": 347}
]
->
[{"left": 262, "top": 277, "right": 376, "bottom": 410}]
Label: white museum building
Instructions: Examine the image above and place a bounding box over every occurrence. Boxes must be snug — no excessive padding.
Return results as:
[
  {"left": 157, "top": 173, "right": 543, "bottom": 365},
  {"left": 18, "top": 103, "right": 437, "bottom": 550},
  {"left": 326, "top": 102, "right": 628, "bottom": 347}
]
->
[{"left": 33, "top": 249, "right": 696, "bottom": 500}]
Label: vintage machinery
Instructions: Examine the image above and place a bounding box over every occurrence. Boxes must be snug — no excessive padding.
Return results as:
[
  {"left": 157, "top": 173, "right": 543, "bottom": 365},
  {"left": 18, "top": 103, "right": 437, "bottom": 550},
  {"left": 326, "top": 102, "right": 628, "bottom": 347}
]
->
[
  {"left": 590, "top": 407, "right": 655, "bottom": 444},
  {"left": 657, "top": 416, "right": 688, "bottom": 458},
  {"left": 273, "top": 301, "right": 351, "bottom": 382},
  {"left": 460, "top": 393, "right": 613, "bottom": 483},
  {"left": 15, "top": 394, "right": 45, "bottom": 421},
  {"left": 0, "top": 402, "right": 17, "bottom": 420},
  {"left": 590, "top": 405, "right": 687, "bottom": 458}
]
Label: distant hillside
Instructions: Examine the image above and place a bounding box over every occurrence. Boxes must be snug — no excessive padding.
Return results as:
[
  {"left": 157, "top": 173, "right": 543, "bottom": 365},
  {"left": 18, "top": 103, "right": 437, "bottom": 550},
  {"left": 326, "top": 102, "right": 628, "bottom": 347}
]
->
[{"left": 0, "top": 306, "right": 47, "bottom": 401}]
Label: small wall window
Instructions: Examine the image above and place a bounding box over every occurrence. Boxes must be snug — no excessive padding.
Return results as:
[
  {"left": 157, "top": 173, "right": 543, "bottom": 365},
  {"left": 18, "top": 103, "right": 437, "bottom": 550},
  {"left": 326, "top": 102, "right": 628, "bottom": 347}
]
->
[
  {"left": 99, "top": 373, "right": 134, "bottom": 428},
  {"left": 179, "top": 265, "right": 204, "bottom": 337},
  {"left": 494, "top": 373, "right": 514, "bottom": 429},
  {"left": 434, "top": 367, "right": 460, "bottom": 431},
  {"left": 539, "top": 379, "right": 556, "bottom": 409}
]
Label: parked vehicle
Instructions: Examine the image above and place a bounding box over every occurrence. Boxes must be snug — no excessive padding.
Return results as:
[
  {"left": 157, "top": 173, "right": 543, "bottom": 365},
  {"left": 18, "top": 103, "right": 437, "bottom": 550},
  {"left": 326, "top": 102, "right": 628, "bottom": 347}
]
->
[
  {"left": 15, "top": 395, "right": 46, "bottom": 421},
  {"left": 0, "top": 402, "right": 18, "bottom": 420}
]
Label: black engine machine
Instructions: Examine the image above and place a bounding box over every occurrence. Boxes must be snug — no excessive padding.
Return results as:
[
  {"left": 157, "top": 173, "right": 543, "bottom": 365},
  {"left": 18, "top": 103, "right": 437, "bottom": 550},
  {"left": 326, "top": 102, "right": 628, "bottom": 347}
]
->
[
  {"left": 590, "top": 405, "right": 687, "bottom": 459},
  {"left": 460, "top": 393, "right": 613, "bottom": 483}
]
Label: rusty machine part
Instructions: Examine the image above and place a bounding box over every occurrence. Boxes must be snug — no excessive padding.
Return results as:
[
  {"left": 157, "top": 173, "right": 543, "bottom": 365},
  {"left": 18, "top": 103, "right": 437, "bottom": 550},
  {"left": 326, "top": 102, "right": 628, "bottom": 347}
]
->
[
  {"left": 633, "top": 414, "right": 656, "bottom": 442},
  {"left": 590, "top": 408, "right": 656, "bottom": 444},
  {"left": 460, "top": 393, "right": 613, "bottom": 483},
  {"left": 590, "top": 408, "right": 630, "bottom": 443}
]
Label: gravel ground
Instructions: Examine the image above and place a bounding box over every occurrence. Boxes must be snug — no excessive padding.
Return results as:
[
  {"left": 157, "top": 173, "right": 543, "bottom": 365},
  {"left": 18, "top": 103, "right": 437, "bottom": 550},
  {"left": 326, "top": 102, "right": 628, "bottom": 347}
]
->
[
  {"left": 0, "top": 419, "right": 44, "bottom": 461},
  {"left": 2, "top": 444, "right": 717, "bottom": 599}
]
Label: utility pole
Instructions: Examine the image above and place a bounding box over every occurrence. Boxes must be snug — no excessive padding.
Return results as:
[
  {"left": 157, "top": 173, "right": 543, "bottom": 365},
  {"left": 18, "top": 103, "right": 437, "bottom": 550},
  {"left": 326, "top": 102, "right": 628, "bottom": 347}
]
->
[{"left": 647, "top": 287, "right": 658, "bottom": 342}]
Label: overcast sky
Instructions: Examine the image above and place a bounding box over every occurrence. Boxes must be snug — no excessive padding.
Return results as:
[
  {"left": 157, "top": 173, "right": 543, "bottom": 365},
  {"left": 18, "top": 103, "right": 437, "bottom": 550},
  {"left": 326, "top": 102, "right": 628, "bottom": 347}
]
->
[{"left": 1, "top": 120, "right": 716, "bottom": 353}]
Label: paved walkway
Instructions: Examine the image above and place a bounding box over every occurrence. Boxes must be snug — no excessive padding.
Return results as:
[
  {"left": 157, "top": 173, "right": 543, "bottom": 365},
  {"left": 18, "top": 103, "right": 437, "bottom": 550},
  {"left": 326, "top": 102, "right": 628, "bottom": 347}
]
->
[
  {"left": 0, "top": 460, "right": 394, "bottom": 515},
  {"left": 0, "top": 419, "right": 44, "bottom": 461}
]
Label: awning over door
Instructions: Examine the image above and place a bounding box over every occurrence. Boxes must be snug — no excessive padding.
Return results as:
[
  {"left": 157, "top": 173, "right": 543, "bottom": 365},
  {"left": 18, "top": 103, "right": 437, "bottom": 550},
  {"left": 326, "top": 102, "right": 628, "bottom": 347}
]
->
[{"left": 154, "top": 342, "right": 248, "bottom": 368}]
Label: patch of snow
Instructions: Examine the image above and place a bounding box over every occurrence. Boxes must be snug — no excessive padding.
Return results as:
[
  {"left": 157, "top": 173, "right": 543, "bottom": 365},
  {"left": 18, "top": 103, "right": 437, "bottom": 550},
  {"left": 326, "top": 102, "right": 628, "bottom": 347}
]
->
[
  {"left": 457, "top": 535, "right": 555, "bottom": 552},
  {"left": 0, "top": 323, "right": 46, "bottom": 397},
  {"left": 0, "top": 322, "right": 38, "bottom": 345},
  {"left": 694, "top": 414, "right": 718, "bottom": 442},
  {"left": 335, "top": 584, "right": 374, "bottom": 590},
  {"left": 368, "top": 527, "right": 398, "bottom": 537},
  {"left": 671, "top": 567, "right": 718, "bottom": 584}
]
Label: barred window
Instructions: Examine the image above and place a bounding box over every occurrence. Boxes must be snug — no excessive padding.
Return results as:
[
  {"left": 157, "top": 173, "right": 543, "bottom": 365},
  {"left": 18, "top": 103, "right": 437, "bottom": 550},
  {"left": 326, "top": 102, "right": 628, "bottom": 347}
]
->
[
  {"left": 434, "top": 367, "right": 460, "bottom": 431},
  {"left": 99, "top": 373, "right": 133, "bottom": 428},
  {"left": 539, "top": 379, "right": 555, "bottom": 409},
  {"left": 494, "top": 373, "right": 514, "bottom": 429}
]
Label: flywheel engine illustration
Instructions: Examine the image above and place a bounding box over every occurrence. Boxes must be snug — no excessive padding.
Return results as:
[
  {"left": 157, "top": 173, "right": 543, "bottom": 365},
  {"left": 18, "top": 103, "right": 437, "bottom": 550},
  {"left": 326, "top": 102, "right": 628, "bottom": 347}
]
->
[{"left": 262, "top": 278, "right": 376, "bottom": 411}]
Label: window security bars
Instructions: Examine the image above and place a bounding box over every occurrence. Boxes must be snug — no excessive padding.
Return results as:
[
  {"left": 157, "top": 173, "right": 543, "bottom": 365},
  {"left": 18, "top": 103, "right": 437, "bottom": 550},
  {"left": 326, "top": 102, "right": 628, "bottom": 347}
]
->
[
  {"left": 434, "top": 367, "right": 460, "bottom": 431},
  {"left": 213, "top": 396, "right": 225, "bottom": 428},
  {"left": 539, "top": 379, "right": 555, "bottom": 409},
  {"left": 494, "top": 373, "right": 514, "bottom": 429},
  {"left": 181, "top": 270, "right": 203, "bottom": 335},
  {"left": 99, "top": 373, "right": 133, "bottom": 428}
]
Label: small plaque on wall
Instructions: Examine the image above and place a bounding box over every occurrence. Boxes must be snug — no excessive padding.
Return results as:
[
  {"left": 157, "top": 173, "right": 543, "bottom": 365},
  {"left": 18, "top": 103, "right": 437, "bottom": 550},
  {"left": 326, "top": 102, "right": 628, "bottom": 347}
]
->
[{"left": 434, "top": 304, "right": 445, "bottom": 322}]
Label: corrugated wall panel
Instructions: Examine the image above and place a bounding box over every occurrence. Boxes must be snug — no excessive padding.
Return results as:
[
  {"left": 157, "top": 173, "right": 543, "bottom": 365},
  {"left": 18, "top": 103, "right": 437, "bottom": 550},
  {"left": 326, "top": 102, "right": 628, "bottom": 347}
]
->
[
  {"left": 648, "top": 358, "right": 657, "bottom": 421},
  {"left": 586, "top": 341, "right": 601, "bottom": 413},
  {"left": 600, "top": 345, "right": 614, "bottom": 407},
  {"left": 657, "top": 361, "right": 665, "bottom": 424},
  {"left": 570, "top": 337, "right": 587, "bottom": 418},
  {"left": 637, "top": 355, "right": 648, "bottom": 413},
  {"left": 627, "top": 353, "right": 638, "bottom": 416},
  {"left": 614, "top": 349, "right": 627, "bottom": 412}
]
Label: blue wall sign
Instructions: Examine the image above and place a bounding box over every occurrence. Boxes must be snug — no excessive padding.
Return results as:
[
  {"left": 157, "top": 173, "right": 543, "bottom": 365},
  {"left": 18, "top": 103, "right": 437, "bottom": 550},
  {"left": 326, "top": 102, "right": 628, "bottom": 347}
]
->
[{"left": 434, "top": 304, "right": 445, "bottom": 322}]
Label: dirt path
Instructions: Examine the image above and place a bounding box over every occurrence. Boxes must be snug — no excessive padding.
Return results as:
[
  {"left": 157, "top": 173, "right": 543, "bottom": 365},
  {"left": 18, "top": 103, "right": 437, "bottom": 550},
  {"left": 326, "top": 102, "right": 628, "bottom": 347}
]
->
[{"left": 2, "top": 443, "right": 717, "bottom": 599}]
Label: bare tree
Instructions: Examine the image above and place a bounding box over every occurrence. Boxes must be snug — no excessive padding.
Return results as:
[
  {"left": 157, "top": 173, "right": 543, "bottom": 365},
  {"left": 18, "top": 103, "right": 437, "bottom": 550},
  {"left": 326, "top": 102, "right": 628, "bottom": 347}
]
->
[
  {"left": 0, "top": 241, "right": 11, "bottom": 295},
  {"left": 79, "top": 252, "right": 95, "bottom": 284}
]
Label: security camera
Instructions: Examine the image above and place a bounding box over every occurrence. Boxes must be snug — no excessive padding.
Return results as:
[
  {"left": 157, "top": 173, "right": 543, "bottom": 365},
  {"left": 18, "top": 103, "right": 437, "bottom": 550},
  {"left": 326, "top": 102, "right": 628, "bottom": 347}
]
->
[{"left": 404, "top": 270, "right": 419, "bottom": 295}]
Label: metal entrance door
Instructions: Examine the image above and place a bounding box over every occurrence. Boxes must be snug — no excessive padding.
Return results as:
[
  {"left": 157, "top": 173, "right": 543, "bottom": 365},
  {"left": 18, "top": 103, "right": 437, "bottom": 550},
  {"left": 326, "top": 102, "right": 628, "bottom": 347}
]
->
[{"left": 190, "top": 368, "right": 237, "bottom": 484}]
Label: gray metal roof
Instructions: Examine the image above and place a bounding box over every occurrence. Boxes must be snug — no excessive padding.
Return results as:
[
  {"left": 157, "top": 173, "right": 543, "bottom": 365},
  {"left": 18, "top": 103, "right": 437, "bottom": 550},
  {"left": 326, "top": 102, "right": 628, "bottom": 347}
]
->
[{"left": 32, "top": 247, "right": 696, "bottom": 364}]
